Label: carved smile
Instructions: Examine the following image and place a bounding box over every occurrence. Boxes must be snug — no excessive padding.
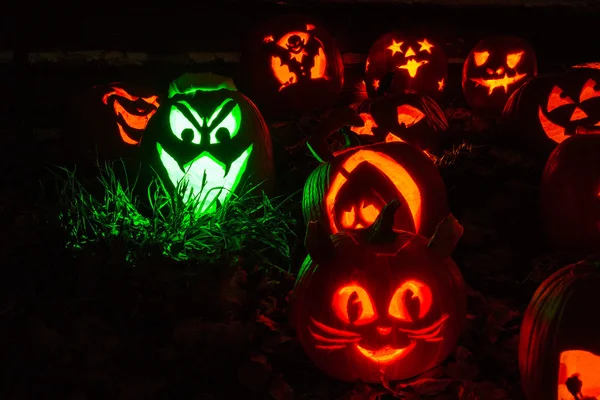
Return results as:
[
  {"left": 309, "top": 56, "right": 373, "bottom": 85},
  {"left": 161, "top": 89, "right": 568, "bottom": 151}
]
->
[
  {"left": 356, "top": 341, "right": 417, "bottom": 364},
  {"left": 470, "top": 72, "right": 527, "bottom": 94},
  {"left": 157, "top": 143, "right": 253, "bottom": 214}
]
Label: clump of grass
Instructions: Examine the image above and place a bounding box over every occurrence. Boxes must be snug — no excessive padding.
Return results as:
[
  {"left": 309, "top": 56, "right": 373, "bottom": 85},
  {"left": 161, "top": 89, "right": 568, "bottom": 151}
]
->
[
  {"left": 434, "top": 141, "right": 475, "bottom": 168},
  {"left": 56, "top": 161, "right": 297, "bottom": 266}
]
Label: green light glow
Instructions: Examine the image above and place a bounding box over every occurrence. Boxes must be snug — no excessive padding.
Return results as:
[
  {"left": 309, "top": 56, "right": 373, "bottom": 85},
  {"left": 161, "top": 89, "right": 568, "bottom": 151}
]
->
[
  {"left": 157, "top": 143, "right": 253, "bottom": 214},
  {"left": 169, "top": 99, "right": 241, "bottom": 144}
]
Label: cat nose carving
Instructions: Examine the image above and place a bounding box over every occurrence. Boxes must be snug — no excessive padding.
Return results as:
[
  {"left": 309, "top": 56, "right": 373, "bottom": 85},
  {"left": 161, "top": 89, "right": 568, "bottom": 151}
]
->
[{"left": 377, "top": 326, "right": 392, "bottom": 335}]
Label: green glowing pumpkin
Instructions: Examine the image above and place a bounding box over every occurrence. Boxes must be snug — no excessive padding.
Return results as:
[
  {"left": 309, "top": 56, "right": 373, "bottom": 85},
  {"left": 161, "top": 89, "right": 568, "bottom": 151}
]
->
[{"left": 141, "top": 73, "right": 274, "bottom": 214}]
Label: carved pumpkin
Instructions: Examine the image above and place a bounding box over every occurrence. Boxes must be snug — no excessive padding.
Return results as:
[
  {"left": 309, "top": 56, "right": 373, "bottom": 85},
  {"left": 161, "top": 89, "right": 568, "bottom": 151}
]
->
[
  {"left": 541, "top": 134, "right": 600, "bottom": 253},
  {"left": 462, "top": 36, "right": 537, "bottom": 112},
  {"left": 302, "top": 142, "right": 449, "bottom": 238},
  {"left": 65, "top": 82, "right": 160, "bottom": 162},
  {"left": 503, "top": 68, "right": 600, "bottom": 154},
  {"left": 140, "top": 73, "right": 273, "bottom": 214},
  {"left": 519, "top": 258, "right": 600, "bottom": 400},
  {"left": 241, "top": 14, "right": 344, "bottom": 118},
  {"left": 365, "top": 31, "right": 447, "bottom": 100},
  {"left": 292, "top": 201, "right": 467, "bottom": 382},
  {"left": 350, "top": 91, "right": 448, "bottom": 154}
]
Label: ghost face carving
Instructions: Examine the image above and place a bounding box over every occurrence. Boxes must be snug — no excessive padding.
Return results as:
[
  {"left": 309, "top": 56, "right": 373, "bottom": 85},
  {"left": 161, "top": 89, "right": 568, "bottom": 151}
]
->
[
  {"left": 292, "top": 203, "right": 466, "bottom": 382},
  {"left": 365, "top": 31, "right": 447, "bottom": 100},
  {"left": 242, "top": 14, "right": 344, "bottom": 118},
  {"left": 462, "top": 36, "right": 537, "bottom": 112}
]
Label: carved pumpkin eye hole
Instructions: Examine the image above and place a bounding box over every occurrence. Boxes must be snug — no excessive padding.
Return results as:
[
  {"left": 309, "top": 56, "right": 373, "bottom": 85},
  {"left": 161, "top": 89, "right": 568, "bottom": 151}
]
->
[
  {"left": 473, "top": 51, "right": 490, "bottom": 66},
  {"left": 340, "top": 202, "right": 381, "bottom": 229},
  {"left": 547, "top": 85, "right": 575, "bottom": 112},
  {"left": 397, "top": 105, "right": 425, "bottom": 127},
  {"left": 341, "top": 208, "right": 356, "bottom": 228},
  {"left": 332, "top": 285, "right": 377, "bottom": 325},
  {"left": 350, "top": 113, "right": 378, "bottom": 136},
  {"left": 388, "top": 280, "right": 433, "bottom": 322},
  {"left": 506, "top": 51, "right": 524, "bottom": 69},
  {"left": 579, "top": 79, "right": 600, "bottom": 102}
]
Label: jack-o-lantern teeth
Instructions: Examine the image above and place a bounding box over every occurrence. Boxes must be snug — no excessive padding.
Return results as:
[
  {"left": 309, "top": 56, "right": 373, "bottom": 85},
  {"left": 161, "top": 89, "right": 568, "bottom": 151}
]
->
[
  {"left": 388, "top": 280, "right": 433, "bottom": 322},
  {"left": 558, "top": 350, "right": 600, "bottom": 400},
  {"left": 351, "top": 113, "right": 378, "bottom": 136},
  {"left": 579, "top": 79, "right": 600, "bottom": 102},
  {"left": 473, "top": 51, "right": 490, "bottom": 66},
  {"left": 469, "top": 72, "right": 528, "bottom": 95},
  {"left": 102, "top": 87, "right": 160, "bottom": 108},
  {"left": 332, "top": 285, "right": 377, "bottom": 325},
  {"left": 397, "top": 105, "right": 425, "bottom": 127},
  {"left": 547, "top": 86, "right": 575, "bottom": 112},
  {"left": 387, "top": 40, "right": 404, "bottom": 56},
  {"left": 169, "top": 99, "right": 241, "bottom": 145},
  {"left": 417, "top": 39, "right": 434, "bottom": 53},
  {"left": 113, "top": 100, "right": 157, "bottom": 131},
  {"left": 506, "top": 52, "right": 524, "bottom": 69}
]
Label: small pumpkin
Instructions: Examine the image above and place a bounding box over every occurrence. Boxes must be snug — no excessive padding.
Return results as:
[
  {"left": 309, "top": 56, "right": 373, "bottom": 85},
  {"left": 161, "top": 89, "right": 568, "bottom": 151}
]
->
[
  {"left": 541, "top": 134, "right": 600, "bottom": 253},
  {"left": 462, "top": 36, "right": 537, "bottom": 113},
  {"left": 519, "top": 258, "right": 600, "bottom": 400},
  {"left": 65, "top": 82, "right": 160, "bottom": 162},
  {"left": 503, "top": 68, "right": 600, "bottom": 155},
  {"left": 292, "top": 201, "right": 467, "bottom": 382},
  {"left": 302, "top": 142, "right": 449, "bottom": 237},
  {"left": 365, "top": 31, "right": 447, "bottom": 100},
  {"left": 241, "top": 14, "right": 344, "bottom": 118},
  {"left": 350, "top": 91, "right": 448, "bottom": 154},
  {"left": 140, "top": 73, "right": 273, "bottom": 214}
]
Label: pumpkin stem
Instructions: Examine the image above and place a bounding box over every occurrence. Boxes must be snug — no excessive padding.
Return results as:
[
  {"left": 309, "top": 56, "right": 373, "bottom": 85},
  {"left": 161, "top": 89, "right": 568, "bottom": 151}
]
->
[{"left": 367, "top": 199, "right": 400, "bottom": 244}]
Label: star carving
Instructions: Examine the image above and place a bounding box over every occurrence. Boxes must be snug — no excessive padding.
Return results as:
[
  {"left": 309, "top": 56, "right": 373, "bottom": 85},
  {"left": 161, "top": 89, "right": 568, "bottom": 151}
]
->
[
  {"left": 438, "top": 78, "right": 445, "bottom": 91},
  {"left": 373, "top": 79, "right": 380, "bottom": 90},
  {"left": 418, "top": 39, "right": 434, "bottom": 54},
  {"left": 387, "top": 40, "right": 404, "bottom": 56}
]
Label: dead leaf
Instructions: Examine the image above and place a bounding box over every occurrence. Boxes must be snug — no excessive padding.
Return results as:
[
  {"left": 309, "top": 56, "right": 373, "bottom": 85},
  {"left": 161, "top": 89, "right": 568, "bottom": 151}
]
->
[
  {"left": 269, "top": 375, "right": 293, "bottom": 400},
  {"left": 257, "top": 313, "right": 279, "bottom": 331}
]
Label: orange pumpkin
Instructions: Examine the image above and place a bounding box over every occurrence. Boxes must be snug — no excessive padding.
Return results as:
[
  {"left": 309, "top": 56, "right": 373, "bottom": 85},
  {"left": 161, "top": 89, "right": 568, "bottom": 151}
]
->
[
  {"left": 302, "top": 142, "right": 449, "bottom": 238},
  {"left": 350, "top": 91, "right": 448, "bottom": 154},
  {"left": 292, "top": 201, "right": 466, "bottom": 382},
  {"left": 241, "top": 14, "right": 344, "bottom": 119},
  {"left": 541, "top": 134, "right": 600, "bottom": 253},
  {"left": 365, "top": 31, "right": 447, "bottom": 100},
  {"left": 503, "top": 68, "right": 600, "bottom": 155},
  {"left": 462, "top": 36, "right": 537, "bottom": 113},
  {"left": 519, "top": 258, "right": 600, "bottom": 400}
]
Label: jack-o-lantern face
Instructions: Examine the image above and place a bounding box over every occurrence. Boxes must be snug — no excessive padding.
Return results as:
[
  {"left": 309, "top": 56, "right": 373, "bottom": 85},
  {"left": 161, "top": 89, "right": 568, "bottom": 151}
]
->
[
  {"left": 302, "top": 142, "right": 449, "bottom": 239},
  {"left": 351, "top": 91, "right": 448, "bottom": 154},
  {"left": 102, "top": 86, "right": 160, "bottom": 145},
  {"left": 519, "top": 259, "right": 600, "bottom": 400},
  {"left": 292, "top": 202, "right": 466, "bottom": 382},
  {"left": 365, "top": 31, "right": 447, "bottom": 100},
  {"left": 536, "top": 78, "right": 600, "bottom": 144},
  {"left": 558, "top": 350, "right": 600, "bottom": 399},
  {"left": 462, "top": 36, "right": 537, "bottom": 112},
  {"left": 141, "top": 73, "right": 273, "bottom": 214},
  {"left": 503, "top": 68, "right": 600, "bottom": 155},
  {"left": 242, "top": 14, "right": 344, "bottom": 118}
]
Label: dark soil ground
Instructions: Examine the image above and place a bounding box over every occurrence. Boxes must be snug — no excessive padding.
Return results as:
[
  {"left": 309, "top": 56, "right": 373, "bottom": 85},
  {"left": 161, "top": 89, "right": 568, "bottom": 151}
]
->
[{"left": 2, "top": 6, "right": 599, "bottom": 397}]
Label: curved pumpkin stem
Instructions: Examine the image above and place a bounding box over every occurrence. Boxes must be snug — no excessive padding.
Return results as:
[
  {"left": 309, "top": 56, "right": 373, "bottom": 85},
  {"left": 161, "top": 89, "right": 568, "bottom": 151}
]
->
[{"left": 367, "top": 199, "right": 401, "bottom": 244}]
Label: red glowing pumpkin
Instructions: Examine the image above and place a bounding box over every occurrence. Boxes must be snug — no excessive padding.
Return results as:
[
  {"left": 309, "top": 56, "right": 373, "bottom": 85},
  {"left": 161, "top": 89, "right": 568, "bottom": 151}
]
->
[
  {"left": 292, "top": 201, "right": 467, "bottom": 382},
  {"left": 241, "top": 14, "right": 344, "bottom": 119},
  {"left": 302, "top": 142, "right": 449, "bottom": 238},
  {"left": 365, "top": 31, "right": 447, "bottom": 100}
]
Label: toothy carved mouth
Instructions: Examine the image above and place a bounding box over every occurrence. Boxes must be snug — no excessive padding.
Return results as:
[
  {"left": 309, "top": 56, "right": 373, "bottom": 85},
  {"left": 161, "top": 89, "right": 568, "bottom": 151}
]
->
[
  {"left": 470, "top": 72, "right": 527, "bottom": 94},
  {"left": 356, "top": 341, "right": 417, "bottom": 364},
  {"left": 157, "top": 143, "right": 253, "bottom": 214}
]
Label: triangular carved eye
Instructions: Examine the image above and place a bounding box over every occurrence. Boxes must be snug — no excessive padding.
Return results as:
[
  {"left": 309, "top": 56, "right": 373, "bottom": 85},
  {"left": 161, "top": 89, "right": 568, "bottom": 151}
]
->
[
  {"left": 473, "top": 51, "right": 489, "bottom": 66},
  {"left": 547, "top": 85, "right": 575, "bottom": 112},
  {"left": 579, "top": 79, "right": 600, "bottom": 102},
  {"left": 506, "top": 51, "right": 524, "bottom": 69}
]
